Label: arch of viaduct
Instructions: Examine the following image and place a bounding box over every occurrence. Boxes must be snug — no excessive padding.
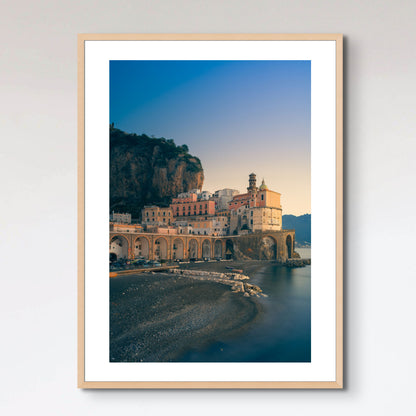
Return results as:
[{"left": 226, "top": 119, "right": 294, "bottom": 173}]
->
[{"left": 110, "top": 230, "right": 296, "bottom": 262}]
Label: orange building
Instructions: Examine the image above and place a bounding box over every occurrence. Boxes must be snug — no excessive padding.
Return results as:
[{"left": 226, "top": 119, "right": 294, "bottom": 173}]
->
[
  {"left": 110, "top": 222, "right": 143, "bottom": 233},
  {"left": 229, "top": 174, "right": 282, "bottom": 234},
  {"left": 142, "top": 205, "right": 173, "bottom": 225},
  {"left": 170, "top": 199, "right": 216, "bottom": 218},
  {"left": 171, "top": 193, "right": 198, "bottom": 204},
  {"left": 228, "top": 173, "right": 282, "bottom": 211}
]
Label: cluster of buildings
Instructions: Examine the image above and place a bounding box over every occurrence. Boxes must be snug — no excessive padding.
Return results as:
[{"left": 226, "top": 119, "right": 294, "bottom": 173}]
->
[{"left": 110, "top": 173, "right": 283, "bottom": 237}]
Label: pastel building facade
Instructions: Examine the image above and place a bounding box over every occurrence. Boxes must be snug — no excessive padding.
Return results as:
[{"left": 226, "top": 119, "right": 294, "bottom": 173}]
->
[
  {"left": 211, "top": 188, "right": 239, "bottom": 211},
  {"left": 142, "top": 206, "right": 173, "bottom": 226},
  {"left": 110, "top": 223, "right": 143, "bottom": 233},
  {"left": 137, "top": 173, "right": 281, "bottom": 237},
  {"left": 170, "top": 198, "right": 216, "bottom": 218},
  {"left": 145, "top": 225, "right": 178, "bottom": 235},
  {"left": 229, "top": 174, "right": 282, "bottom": 235},
  {"left": 110, "top": 211, "right": 132, "bottom": 224},
  {"left": 188, "top": 215, "right": 229, "bottom": 236},
  {"left": 199, "top": 191, "right": 212, "bottom": 201},
  {"left": 173, "top": 220, "right": 194, "bottom": 235}
]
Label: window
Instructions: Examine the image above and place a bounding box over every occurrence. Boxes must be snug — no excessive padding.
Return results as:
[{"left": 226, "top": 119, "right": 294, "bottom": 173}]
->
[{"left": 261, "top": 194, "right": 264, "bottom": 201}]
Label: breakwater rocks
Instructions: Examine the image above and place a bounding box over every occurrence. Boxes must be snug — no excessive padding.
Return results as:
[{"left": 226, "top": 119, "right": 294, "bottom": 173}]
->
[
  {"left": 274, "top": 258, "right": 311, "bottom": 268},
  {"left": 170, "top": 269, "right": 267, "bottom": 298}
]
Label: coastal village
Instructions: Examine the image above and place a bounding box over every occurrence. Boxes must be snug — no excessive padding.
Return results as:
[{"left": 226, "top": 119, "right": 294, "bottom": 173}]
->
[
  {"left": 112, "top": 173, "right": 282, "bottom": 236},
  {"left": 109, "top": 174, "right": 308, "bottom": 361},
  {"left": 110, "top": 173, "right": 298, "bottom": 263},
  {"left": 108, "top": 62, "right": 312, "bottom": 364}
]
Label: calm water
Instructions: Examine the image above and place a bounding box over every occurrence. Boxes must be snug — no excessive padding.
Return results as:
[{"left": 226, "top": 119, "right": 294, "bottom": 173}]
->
[{"left": 179, "top": 248, "right": 311, "bottom": 362}]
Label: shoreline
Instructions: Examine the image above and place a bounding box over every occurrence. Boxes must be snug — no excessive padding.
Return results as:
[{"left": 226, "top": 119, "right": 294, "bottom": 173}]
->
[
  {"left": 110, "top": 271, "right": 262, "bottom": 362},
  {"left": 109, "top": 257, "right": 311, "bottom": 278}
]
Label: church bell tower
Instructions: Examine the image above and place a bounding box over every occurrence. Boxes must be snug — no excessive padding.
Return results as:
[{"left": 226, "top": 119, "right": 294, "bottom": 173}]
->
[{"left": 247, "top": 173, "right": 257, "bottom": 193}]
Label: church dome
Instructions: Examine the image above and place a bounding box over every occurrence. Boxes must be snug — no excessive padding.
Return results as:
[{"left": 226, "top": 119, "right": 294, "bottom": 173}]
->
[{"left": 259, "top": 179, "right": 268, "bottom": 190}]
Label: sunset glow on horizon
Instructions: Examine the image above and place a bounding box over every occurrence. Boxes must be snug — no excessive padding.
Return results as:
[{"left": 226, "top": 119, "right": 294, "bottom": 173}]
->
[{"left": 110, "top": 60, "right": 311, "bottom": 216}]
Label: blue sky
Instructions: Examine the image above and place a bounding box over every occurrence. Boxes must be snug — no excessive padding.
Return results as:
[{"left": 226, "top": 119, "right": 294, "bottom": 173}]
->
[{"left": 110, "top": 60, "right": 311, "bottom": 215}]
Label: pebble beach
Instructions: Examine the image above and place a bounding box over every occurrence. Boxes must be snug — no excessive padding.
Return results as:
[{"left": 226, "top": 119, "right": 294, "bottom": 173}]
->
[{"left": 110, "top": 270, "right": 262, "bottom": 362}]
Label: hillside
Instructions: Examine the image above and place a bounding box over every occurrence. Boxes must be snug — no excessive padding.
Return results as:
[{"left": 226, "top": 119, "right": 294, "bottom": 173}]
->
[
  {"left": 282, "top": 214, "right": 311, "bottom": 247},
  {"left": 110, "top": 126, "right": 204, "bottom": 219}
]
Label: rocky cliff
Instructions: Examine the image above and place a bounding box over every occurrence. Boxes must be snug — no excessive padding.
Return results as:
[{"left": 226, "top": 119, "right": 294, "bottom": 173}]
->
[{"left": 110, "top": 126, "right": 204, "bottom": 218}]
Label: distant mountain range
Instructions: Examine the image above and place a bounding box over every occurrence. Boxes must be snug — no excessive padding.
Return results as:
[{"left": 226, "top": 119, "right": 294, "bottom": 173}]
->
[{"left": 282, "top": 214, "right": 311, "bottom": 247}]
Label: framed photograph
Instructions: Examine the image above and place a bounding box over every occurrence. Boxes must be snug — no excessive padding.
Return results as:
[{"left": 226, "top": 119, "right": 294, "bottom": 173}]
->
[{"left": 78, "top": 34, "right": 343, "bottom": 389}]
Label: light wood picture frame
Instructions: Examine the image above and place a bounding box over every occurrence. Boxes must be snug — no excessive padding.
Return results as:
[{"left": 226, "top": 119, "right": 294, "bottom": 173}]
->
[{"left": 78, "top": 34, "right": 343, "bottom": 389}]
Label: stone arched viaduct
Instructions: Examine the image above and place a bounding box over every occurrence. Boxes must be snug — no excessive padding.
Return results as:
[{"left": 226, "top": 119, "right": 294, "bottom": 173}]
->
[{"left": 110, "top": 230, "right": 296, "bottom": 262}]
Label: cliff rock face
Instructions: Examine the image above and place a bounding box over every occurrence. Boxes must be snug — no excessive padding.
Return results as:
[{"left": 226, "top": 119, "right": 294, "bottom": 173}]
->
[{"left": 110, "top": 127, "right": 204, "bottom": 218}]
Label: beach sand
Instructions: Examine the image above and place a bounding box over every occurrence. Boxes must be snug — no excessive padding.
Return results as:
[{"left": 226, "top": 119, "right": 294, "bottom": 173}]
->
[{"left": 110, "top": 271, "right": 262, "bottom": 362}]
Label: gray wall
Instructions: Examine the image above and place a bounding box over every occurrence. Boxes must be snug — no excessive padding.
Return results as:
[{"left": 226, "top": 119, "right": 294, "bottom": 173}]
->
[{"left": 1, "top": 0, "right": 415, "bottom": 414}]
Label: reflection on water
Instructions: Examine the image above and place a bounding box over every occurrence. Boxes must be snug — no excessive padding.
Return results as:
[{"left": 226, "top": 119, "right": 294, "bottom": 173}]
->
[{"left": 179, "top": 259, "right": 311, "bottom": 362}]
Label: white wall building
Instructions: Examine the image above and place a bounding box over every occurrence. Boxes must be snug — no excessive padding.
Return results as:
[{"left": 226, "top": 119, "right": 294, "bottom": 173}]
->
[
  {"left": 199, "top": 191, "right": 212, "bottom": 200},
  {"left": 212, "top": 188, "right": 239, "bottom": 211},
  {"left": 189, "top": 217, "right": 229, "bottom": 236},
  {"left": 110, "top": 211, "right": 132, "bottom": 224},
  {"left": 189, "top": 188, "right": 201, "bottom": 196},
  {"left": 173, "top": 220, "right": 194, "bottom": 235}
]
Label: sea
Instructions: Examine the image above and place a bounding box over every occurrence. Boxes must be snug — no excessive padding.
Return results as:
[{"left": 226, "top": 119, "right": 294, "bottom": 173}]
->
[{"left": 179, "top": 248, "right": 311, "bottom": 362}]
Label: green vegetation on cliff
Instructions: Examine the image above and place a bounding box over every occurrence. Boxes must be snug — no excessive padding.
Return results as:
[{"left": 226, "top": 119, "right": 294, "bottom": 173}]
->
[{"left": 110, "top": 126, "right": 204, "bottom": 219}]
